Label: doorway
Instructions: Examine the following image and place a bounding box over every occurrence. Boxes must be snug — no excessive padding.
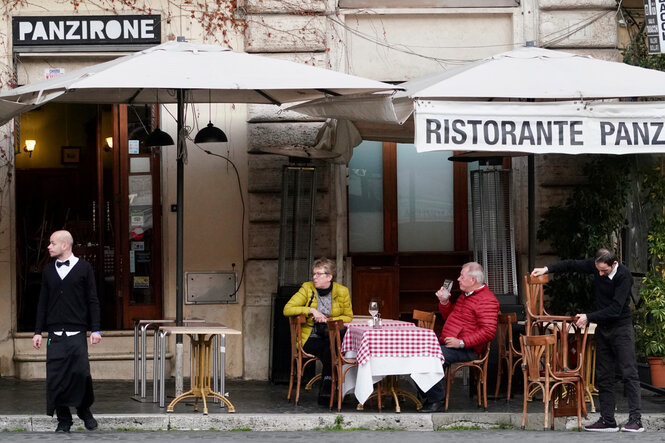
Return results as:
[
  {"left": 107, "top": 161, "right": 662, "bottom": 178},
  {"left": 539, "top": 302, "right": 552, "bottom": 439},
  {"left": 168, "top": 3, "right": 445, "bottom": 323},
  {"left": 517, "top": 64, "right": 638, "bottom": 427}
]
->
[{"left": 15, "top": 103, "right": 163, "bottom": 331}]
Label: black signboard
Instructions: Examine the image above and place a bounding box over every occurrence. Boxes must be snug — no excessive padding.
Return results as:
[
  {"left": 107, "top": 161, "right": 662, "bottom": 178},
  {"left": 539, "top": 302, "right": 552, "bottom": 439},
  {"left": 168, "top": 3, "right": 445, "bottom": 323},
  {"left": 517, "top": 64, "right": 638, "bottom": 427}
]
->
[
  {"left": 13, "top": 15, "right": 161, "bottom": 48},
  {"left": 645, "top": 0, "right": 662, "bottom": 54}
]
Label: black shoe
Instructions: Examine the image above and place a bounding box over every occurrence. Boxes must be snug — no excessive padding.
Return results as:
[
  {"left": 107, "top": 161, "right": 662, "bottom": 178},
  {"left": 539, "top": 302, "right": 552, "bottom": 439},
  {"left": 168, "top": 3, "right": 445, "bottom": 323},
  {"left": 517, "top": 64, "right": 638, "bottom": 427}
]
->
[
  {"left": 77, "top": 409, "right": 98, "bottom": 431},
  {"left": 419, "top": 400, "right": 444, "bottom": 413},
  {"left": 55, "top": 421, "right": 71, "bottom": 433},
  {"left": 583, "top": 417, "right": 619, "bottom": 433}
]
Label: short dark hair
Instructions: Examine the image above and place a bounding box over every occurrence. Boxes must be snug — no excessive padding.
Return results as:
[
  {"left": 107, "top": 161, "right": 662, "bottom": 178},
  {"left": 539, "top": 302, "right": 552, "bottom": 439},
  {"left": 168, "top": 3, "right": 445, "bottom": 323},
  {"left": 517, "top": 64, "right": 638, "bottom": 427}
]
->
[{"left": 594, "top": 248, "right": 616, "bottom": 266}]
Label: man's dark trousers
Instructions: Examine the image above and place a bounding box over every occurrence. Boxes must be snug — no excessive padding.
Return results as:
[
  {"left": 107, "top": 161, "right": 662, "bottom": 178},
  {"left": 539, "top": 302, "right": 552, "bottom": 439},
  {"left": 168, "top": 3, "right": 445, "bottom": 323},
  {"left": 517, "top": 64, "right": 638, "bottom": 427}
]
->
[
  {"left": 595, "top": 322, "right": 642, "bottom": 424},
  {"left": 424, "top": 346, "right": 478, "bottom": 403}
]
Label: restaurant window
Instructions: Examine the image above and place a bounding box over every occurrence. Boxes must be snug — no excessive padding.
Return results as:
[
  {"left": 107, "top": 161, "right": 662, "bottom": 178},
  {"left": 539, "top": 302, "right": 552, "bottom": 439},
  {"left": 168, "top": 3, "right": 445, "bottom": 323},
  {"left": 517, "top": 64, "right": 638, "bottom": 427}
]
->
[
  {"left": 348, "top": 141, "right": 384, "bottom": 252},
  {"left": 348, "top": 141, "right": 455, "bottom": 253},
  {"left": 397, "top": 144, "right": 454, "bottom": 252}
]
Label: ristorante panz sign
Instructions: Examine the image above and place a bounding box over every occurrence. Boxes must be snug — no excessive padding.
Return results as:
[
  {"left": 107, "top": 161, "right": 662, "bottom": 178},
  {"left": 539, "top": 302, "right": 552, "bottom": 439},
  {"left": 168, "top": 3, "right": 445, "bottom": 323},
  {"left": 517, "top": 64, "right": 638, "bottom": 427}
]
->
[
  {"left": 415, "top": 100, "right": 665, "bottom": 155},
  {"left": 12, "top": 15, "right": 161, "bottom": 48}
]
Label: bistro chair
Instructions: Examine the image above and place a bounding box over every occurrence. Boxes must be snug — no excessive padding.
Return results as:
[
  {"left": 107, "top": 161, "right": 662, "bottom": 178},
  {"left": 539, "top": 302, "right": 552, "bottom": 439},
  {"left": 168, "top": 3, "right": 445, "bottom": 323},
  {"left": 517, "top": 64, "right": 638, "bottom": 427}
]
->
[
  {"left": 524, "top": 274, "right": 555, "bottom": 335},
  {"left": 412, "top": 309, "right": 436, "bottom": 330},
  {"left": 444, "top": 342, "right": 491, "bottom": 411},
  {"left": 327, "top": 319, "right": 359, "bottom": 412},
  {"left": 520, "top": 333, "right": 585, "bottom": 431},
  {"left": 494, "top": 312, "right": 522, "bottom": 400},
  {"left": 287, "top": 314, "right": 320, "bottom": 404}
]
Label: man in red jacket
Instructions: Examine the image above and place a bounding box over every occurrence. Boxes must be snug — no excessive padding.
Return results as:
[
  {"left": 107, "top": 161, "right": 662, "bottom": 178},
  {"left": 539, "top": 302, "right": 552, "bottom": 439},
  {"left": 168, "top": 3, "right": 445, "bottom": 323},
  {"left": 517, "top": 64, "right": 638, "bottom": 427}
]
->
[{"left": 420, "top": 261, "right": 499, "bottom": 413}]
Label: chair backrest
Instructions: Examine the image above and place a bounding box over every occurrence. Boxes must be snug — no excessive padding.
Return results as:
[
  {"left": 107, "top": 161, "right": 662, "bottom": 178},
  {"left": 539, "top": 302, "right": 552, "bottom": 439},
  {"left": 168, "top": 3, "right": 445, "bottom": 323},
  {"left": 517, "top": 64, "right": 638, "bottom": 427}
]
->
[
  {"left": 289, "top": 314, "right": 310, "bottom": 360},
  {"left": 524, "top": 274, "right": 550, "bottom": 334},
  {"left": 476, "top": 341, "right": 492, "bottom": 368},
  {"left": 547, "top": 317, "right": 590, "bottom": 375},
  {"left": 496, "top": 312, "right": 517, "bottom": 355},
  {"left": 412, "top": 309, "right": 436, "bottom": 330},
  {"left": 326, "top": 319, "right": 347, "bottom": 368},
  {"left": 520, "top": 333, "right": 556, "bottom": 381}
]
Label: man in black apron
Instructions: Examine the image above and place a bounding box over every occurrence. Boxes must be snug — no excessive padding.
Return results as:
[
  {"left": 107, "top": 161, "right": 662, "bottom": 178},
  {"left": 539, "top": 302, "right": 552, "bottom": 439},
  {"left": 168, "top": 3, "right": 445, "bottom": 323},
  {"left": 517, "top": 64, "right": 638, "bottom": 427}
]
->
[{"left": 32, "top": 230, "right": 101, "bottom": 433}]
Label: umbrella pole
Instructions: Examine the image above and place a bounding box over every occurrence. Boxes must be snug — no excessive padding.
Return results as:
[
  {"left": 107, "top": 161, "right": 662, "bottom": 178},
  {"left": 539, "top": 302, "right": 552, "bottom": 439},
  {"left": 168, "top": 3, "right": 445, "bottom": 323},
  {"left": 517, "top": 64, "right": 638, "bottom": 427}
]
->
[
  {"left": 528, "top": 154, "right": 536, "bottom": 271},
  {"left": 175, "top": 89, "right": 185, "bottom": 396}
]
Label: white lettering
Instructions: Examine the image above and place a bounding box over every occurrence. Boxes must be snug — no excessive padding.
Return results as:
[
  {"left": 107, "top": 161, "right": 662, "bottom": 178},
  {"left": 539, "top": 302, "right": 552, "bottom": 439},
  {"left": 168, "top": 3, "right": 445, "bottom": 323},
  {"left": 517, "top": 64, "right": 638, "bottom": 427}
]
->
[
  {"left": 105, "top": 20, "right": 122, "bottom": 39},
  {"left": 32, "top": 22, "right": 48, "bottom": 40},
  {"left": 65, "top": 21, "right": 81, "bottom": 40},
  {"left": 18, "top": 22, "right": 33, "bottom": 41},
  {"left": 49, "top": 21, "right": 65, "bottom": 40},
  {"left": 90, "top": 20, "right": 105, "bottom": 39},
  {"left": 141, "top": 19, "right": 154, "bottom": 38},
  {"left": 124, "top": 19, "right": 139, "bottom": 39}
]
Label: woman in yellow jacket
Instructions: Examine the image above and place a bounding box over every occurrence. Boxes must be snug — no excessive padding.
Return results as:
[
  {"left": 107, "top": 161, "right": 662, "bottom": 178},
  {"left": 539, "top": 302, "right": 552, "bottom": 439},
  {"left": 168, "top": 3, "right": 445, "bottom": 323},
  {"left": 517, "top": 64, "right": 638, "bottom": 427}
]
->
[{"left": 283, "top": 257, "right": 353, "bottom": 405}]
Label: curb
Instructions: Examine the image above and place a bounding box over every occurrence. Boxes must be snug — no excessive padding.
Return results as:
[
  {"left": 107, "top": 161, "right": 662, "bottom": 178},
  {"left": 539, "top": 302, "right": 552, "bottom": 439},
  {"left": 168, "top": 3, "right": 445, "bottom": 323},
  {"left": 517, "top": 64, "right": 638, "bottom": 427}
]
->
[{"left": 2, "top": 412, "right": 664, "bottom": 433}]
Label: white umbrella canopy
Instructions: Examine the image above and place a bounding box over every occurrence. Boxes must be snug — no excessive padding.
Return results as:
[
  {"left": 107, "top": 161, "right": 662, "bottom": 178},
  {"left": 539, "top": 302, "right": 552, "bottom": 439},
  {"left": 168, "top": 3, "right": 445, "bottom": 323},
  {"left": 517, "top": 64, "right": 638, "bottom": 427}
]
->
[
  {"left": 289, "top": 45, "right": 665, "bottom": 138},
  {"left": 0, "top": 40, "right": 398, "bottom": 328},
  {"left": 0, "top": 40, "right": 396, "bottom": 118}
]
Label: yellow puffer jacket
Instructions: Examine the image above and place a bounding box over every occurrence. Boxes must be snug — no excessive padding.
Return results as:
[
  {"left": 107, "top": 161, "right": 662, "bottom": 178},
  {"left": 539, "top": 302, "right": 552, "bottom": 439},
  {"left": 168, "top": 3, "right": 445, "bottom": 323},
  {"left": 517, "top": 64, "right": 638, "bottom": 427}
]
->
[{"left": 283, "top": 281, "right": 353, "bottom": 344}]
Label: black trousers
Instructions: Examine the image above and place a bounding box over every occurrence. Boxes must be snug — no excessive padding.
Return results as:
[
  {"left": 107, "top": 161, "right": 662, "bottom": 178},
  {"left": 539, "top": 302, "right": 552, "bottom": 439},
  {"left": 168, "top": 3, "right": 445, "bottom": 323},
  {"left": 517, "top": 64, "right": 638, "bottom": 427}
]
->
[
  {"left": 302, "top": 328, "right": 346, "bottom": 379},
  {"left": 595, "top": 322, "right": 642, "bottom": 423}
]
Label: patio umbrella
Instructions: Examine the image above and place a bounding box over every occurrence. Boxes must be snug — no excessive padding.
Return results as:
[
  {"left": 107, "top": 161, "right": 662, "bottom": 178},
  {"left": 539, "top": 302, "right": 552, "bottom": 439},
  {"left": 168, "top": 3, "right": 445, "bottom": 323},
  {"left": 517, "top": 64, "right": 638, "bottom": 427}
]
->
[
  {"left": 289, "top": 45, "right": 665, "bottom": 144},
  {"left": 289, "top": 44, "right": 665, "bottom": 269},
  {"left": 0, "top": 40, "right": 398, "bottom": 328}
]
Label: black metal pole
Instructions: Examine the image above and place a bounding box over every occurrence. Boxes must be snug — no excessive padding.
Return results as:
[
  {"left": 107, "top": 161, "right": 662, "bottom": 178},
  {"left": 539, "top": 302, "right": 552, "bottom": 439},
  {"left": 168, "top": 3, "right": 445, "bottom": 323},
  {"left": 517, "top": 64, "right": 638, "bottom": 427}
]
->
[
  {"left": 176, "top": 89, "right": 185, "bottom": 334},
  {"left": 528, "top": 153, "right": 536, "bottom": 271}
]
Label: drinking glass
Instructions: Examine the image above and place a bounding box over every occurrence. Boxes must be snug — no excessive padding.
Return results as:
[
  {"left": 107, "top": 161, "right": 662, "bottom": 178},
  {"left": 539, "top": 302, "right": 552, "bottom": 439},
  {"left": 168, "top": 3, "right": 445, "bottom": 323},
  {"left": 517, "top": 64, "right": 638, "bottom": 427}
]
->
[{"left": 368, "top": 301, "right": 379, "bottom": 318}]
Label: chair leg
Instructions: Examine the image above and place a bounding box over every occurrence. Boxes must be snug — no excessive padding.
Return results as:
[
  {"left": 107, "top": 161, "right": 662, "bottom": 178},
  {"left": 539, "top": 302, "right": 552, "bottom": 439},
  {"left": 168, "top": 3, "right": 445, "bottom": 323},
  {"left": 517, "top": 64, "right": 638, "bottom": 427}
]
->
[
  {"left": 305, "top": 373, "right": 321, "bottom": 391},
  {"left": 294, "top": 359, "right": 302, "bottom": 405},
  {"left": 521, "top": 376, "right": 528, "bottom": 430},
  {"left": 444, "top": 369, "right": 452, "bottom": 411},
  {"left": 494, "top": 356, "right": 504, "bottom": 398},
  {"left": 287, "top": 359, "right": 295, "bottom": 402}
]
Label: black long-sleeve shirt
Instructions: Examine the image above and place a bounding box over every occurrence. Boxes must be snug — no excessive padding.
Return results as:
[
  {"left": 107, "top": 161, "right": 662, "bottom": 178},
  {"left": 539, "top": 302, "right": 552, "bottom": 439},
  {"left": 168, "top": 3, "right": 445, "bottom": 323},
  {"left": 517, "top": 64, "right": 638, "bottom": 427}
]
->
[
  {"left": 548, "top": 258, "right": 633, "bottom": 328},
  {"left": 35, "top": 259, "right": 101, "bottom": 334}
]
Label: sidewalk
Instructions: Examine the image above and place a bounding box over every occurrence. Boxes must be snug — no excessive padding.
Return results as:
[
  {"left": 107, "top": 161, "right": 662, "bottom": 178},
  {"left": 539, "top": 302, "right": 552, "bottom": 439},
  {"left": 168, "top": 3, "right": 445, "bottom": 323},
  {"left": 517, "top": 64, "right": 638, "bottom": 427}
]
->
[{"left": 0, "top": 377, "right": 663, "bottom": 432}]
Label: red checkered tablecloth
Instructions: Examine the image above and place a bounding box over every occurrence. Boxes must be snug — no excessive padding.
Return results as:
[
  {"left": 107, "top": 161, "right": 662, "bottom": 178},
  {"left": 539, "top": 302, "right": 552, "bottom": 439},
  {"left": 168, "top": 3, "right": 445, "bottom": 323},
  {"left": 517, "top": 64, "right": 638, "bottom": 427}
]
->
[
  {"left": 347, "top": 319, "right": 416, "bottom": 329},
  {"left": 341, "top": 324, "right": 444, "bottom": 366}
]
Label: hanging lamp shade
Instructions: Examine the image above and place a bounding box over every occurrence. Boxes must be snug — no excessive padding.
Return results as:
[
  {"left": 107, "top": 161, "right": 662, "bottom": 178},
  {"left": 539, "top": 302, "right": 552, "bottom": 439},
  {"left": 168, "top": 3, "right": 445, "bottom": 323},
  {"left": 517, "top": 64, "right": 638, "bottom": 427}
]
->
[
  {"left": 194, "top": 121, "right": 228, "bottom": 144},
  {"left": 145, "top": 127, "right": 175, "bottom": 147}
]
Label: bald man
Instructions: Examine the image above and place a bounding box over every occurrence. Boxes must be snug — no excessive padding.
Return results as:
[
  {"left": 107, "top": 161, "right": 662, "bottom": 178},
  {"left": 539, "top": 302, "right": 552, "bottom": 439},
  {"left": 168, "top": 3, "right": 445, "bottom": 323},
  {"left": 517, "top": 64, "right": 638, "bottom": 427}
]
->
[{"left": 33, "top": 230, "right": 101, "bottom": 433}]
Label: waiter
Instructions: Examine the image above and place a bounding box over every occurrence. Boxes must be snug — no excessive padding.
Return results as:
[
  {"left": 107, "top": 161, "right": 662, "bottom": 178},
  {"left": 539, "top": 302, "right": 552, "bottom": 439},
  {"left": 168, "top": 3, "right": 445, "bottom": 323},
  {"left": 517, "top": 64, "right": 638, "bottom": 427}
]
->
[{"left": 32, "top": 230, "right": 101, "bottom": 433}]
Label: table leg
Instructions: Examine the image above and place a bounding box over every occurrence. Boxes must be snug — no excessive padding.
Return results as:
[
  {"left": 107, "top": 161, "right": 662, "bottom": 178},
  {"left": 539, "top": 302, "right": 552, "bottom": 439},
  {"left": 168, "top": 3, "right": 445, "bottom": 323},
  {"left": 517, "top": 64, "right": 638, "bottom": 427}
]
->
[
  {"left": 133, "top": 321, "right": 139, "bottom": 396},
  {"left": 159, "top": 329, "right": 167, "bottom": 408},
  {"left": 153, "top": 326, "right": 160, "bottom": 403},
  {"left": 141, "top": 323, "right": 150, "bottom": 398}
]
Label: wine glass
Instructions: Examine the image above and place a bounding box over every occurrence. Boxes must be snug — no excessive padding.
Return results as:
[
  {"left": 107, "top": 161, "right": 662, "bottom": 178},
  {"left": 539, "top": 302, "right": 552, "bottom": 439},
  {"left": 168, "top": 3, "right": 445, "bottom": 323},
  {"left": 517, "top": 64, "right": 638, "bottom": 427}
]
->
[{"left": 368, "top": 301, "right": 379, "bottom": 319}]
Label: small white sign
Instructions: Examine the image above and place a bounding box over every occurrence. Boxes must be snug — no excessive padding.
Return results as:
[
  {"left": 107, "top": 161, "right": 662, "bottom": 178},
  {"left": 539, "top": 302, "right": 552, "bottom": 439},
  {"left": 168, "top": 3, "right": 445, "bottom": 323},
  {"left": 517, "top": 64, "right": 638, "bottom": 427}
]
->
[
  {"left": 130, "top": 214, "right": 144, "bottom": 226},
  {"left": 45, "top": 68, "right": 65, "bottom": 80},
  {"left": 128, "top": 139, "right": 140, "bottom": 154},
  {"left": 131, "top": 241, "right": 145, "bottom": 251}
]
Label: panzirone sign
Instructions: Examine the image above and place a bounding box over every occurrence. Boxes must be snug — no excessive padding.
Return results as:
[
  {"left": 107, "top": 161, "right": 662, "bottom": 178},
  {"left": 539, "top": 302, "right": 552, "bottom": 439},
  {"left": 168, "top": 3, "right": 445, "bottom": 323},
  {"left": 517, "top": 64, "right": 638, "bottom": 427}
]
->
[{"left": 415, "top": 100, "right": 665, "bottom": 154}]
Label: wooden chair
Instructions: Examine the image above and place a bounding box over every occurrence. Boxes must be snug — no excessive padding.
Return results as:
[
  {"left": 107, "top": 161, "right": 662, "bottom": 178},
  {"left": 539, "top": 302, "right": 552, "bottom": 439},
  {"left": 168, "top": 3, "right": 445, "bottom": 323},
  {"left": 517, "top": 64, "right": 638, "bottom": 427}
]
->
[
  {"left": 444, "top": 342, "right": 491, "bottom": 411},
  {"left": 524, "top": 274, "right": 552, "bottom": 335},
  {"left": 412, "top": 309, "right": 436, "bottom": 330},
  {"left": 494, "top": 312, "right": 522, "bottom": 399},
  {"left": 327, "top": 319, "right": 358, "bottom": 412},
  {"left": 287, "top": 314, "right": 320, "bottom": 404},
  {"left": 520, "top": 333, "right": 585, "bottom": 431}
]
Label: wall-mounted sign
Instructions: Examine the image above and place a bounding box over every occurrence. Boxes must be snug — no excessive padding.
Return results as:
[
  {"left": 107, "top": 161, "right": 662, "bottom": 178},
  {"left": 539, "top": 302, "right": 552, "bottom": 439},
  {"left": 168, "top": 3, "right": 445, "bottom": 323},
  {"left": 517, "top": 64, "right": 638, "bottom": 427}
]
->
[
  {"left": 644, "top": 0, "right": 665, "bottom": 54},
  {"left": 12, "top": 15, "right": 161, "bottom": 48}
]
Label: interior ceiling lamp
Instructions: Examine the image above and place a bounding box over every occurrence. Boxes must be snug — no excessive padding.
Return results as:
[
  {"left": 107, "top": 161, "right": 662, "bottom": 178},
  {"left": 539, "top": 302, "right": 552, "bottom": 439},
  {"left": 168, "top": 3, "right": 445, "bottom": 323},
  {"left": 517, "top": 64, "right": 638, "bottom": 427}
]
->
[
  {"left": 104, "top": 137, "right": 113, "bottom": 152},
  {"left": 194, "top": 90, "right": 228, "bottom": 144},
  {"left": 24, "top": 139, "right": 36, "bottom": 157}
]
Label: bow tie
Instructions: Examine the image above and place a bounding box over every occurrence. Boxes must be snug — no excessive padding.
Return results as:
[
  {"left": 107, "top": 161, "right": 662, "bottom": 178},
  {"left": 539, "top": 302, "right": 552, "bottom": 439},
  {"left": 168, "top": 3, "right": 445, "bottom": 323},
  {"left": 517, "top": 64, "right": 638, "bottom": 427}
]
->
[{"left": 56, "top": 260, "right": 70, "bottom": 268}]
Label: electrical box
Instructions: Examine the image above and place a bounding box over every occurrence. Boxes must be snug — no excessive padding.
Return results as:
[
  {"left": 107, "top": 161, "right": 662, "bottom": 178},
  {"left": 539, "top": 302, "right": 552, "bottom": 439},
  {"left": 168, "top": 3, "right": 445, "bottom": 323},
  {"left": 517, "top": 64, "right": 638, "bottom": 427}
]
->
[{"left": 185, "top": 271, "right": 237, "bottom": 304}]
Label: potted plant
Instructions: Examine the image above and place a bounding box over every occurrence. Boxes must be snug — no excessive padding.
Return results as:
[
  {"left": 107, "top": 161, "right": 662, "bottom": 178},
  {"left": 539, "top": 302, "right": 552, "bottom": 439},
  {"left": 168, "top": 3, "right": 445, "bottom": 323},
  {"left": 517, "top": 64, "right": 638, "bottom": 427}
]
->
[{"left": 637, "top": 163, "right": 665, "bottom": 387}]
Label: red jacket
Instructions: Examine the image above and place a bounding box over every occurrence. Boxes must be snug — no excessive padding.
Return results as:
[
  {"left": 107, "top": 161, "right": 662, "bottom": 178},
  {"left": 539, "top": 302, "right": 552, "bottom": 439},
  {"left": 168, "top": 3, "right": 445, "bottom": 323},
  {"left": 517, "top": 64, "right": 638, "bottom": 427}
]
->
[{"left": 439, "top": 285, "right": 499, "bottom": 356}]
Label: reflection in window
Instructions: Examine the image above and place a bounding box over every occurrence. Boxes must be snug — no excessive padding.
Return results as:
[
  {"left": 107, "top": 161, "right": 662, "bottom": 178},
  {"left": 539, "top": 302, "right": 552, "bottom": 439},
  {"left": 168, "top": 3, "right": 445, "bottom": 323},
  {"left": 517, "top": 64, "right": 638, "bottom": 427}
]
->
[
  {"left": 397, "top": 144, "right": 453, "bottom": 252},
  {"left": 348, "top": 141, "right": 383, "bottom": 252}
]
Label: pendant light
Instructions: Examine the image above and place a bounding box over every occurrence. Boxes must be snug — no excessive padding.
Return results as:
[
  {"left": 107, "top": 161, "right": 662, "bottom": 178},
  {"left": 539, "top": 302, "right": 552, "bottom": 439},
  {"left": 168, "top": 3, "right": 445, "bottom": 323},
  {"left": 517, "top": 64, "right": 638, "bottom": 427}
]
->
[
  {"left": 144, "top": 94, "right": 175, "bottom": 147},
  {"left": 194, "top": 90, "right": 228, "bottom": 144}
]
